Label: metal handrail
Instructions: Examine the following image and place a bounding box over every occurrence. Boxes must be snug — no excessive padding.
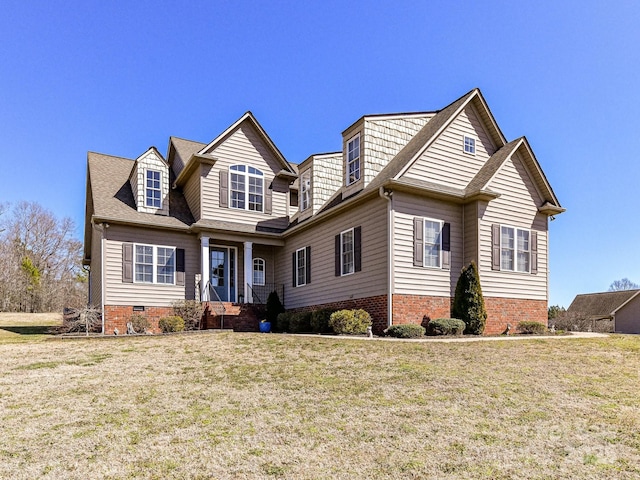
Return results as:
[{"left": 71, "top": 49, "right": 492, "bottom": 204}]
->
[
  {"left": 246, "top": 283, "right": 263, "bottom": 305},
  {"left": 205, "top": 280, "right": 225, "bottom": 329},
  {"left": 245, "top": 283, "right": 284, "bottom": 305}
]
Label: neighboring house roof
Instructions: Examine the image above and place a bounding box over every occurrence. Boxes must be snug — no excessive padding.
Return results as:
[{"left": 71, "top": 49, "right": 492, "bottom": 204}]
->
[
  {"left": 567, "top": 290, "right": 640, "bottom": 319},
  {"left": 86, "top": 152, "right": 194, "bottom": 230}
]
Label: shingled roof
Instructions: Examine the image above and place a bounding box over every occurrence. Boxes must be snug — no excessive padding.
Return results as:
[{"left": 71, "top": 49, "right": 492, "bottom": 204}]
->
[{"left": 567, "top": 290, "right": 640, "bottom": 319}]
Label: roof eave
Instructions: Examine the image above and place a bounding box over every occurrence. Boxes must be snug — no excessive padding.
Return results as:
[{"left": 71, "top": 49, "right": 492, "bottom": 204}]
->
[
  {"left": 91, "top": 215, "right": 191, "bottom": 232},
  {"left": 174, "top": 154, "right": 218, "bottom": 187}
]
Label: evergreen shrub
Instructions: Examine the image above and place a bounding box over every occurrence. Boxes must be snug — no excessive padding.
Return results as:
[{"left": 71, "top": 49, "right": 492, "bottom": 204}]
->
[
  {"left": 516, "top": 321, "right": 547, "bottom": 335},
  {"left": 426, "top": 318, "right": 466, "bottom": 336},
  {"left": 289, "top": 312, "right": 313, "bottom": 333},
  {"left": 276, "top": 312, "right": 292, "bottom": 332},
  {"left": 385, "top": 324, "right": 425, "bottom": 338},
  {"left": 129, "top": 313, "right": 150, "bottom": 334},
  {"left": 265, "top": 291, "right": 285, "bottom": 324},
  {"left": 158, "top": 316, "right": 185, "bottom": 333},
  {"left": 452, "top": 261, "right": 487, "bottom": 335},
  {"left": 311, "top": 309, "right": 335, "bottom": 334},
  {"left": 329, "top": 309, "right": 372, "bottom": 335}
]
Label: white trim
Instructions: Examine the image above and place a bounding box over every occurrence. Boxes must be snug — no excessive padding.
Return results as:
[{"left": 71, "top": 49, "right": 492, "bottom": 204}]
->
[
  {"left": 423, "top": 217, "right": 443, "bottom": 269},
  {"left": 340, "top": 227, "right": 355, "bottom": 276},
  {"left": 211, "top": 244, "right": 238, "bottom": 302},
  {"left": 144, "top": 168, "right": 163, "bottom": 209},
  {"left": 295, "top": 247, "right": 307, "bottom": 287},
  {"left": 252, "top": 257, "right": 266, "bottom": 286},
  {"left": 229, "top": 164, "right": 264, "bottom": 212},
  {"left": 499, "top": 224, "right": 531, "bottom": 273},
  {"left": 463, "top": 135, "right": 476, "bottom": 156},
  {"left": 346, "top": 133, "right": 361, "bottom": 186},
  {"left": 300, "top": 169, "right": 311, "bottom": 211},
  {"left": 133, "top": 242, "right": 177, "bottom": 285}
]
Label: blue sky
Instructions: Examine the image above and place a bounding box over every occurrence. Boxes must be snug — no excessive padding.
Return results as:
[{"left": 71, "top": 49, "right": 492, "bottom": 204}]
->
[{"left": 1, "top": 1, "right": 639, "bottom": 307}]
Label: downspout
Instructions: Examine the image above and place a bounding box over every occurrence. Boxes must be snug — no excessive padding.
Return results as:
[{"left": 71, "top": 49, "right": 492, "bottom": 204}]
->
[
  {"left": 100, "top": 223, "right": 109, "bottom": 335},
  {"left": 379, "top": 187, "right": 393, "bottom": 328}
]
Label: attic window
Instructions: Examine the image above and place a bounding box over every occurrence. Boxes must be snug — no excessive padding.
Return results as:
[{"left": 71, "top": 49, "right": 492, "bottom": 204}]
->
[
  {"left": 145, "top": 169, "right": 162, "bottom": 208},
  {"left": 346, "top": 134, "right": 360, "bottom": 185},
  {"left": 300, "top": 170, "right": 311, "bottom": 211},
  {"left": 463, "top": 136, "right": 476, "bottom": 155},
  {"left": 230, "top": 164, "right": 264, "bottom": 212}
]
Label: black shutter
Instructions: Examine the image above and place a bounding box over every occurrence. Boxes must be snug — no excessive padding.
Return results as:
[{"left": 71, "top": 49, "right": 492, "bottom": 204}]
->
[
  {"left": 305, "top": 246, "right": 311, "bottom": 284},
  {"left": 122, "top": 243, "right": 133, "bottom": 283},
  {"left": 335, "top": 234, "right": 341, "bottom": 276},
  {"left": 292, "top": 251, "right": 296, "bottom": 287},
  {"left": 265, "top": 179, "right": 272, "bottom": 214},
  {"left": 176, "top": 248, "right": 185, "bottom": 286},
  {"left": 413, "top": 218, "right": 424, "bottom": 266},
  {"left": 491, "top": 224, "right": 501, "bottom": 271},
  {"left": 442, "top": 223, "right": 450, "bottom": 270},
  {"left": 219, "top": 169, "right": 228, "bottom": 207},
  {"left": 354, "top": 226, "right": 362, "bottom": 272},
  {"left": 531, "top": 231, "right": 538, "bottom": 274}
]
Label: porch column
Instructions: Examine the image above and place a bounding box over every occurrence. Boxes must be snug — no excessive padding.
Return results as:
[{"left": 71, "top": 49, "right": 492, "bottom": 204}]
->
[
  {"left": 244, "top": 241, "right": 253, "bottom": 303},
  {"left": 201, "top": 237, "right": 210, "bottom": 301}
]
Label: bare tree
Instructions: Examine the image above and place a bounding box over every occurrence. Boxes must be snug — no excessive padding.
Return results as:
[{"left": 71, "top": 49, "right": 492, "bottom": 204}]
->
[
  {"left": 0, "top": 201, "right": 86, "bottom": 312},
  {"left": 608, "top": 278, "right": 639, "bottom": 291}
]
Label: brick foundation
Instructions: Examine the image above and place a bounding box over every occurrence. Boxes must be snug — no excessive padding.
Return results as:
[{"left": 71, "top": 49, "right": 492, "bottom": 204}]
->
[
  {"left": 392, "top": 294, "right": 451, "bottom": 328},
  {"left": 483, "top": 297, "right": 547, "bottom": 335},
  {"left": 103, "top": 305, "right": 175, "bottom": 334},
  {"left": 287, "top": 295, "right": 388, "bottom": 334}
]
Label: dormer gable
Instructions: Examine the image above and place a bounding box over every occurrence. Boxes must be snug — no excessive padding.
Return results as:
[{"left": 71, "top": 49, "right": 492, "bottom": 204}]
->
[{"left": 129, "top": 147, "right": 170, "bottom": 216}]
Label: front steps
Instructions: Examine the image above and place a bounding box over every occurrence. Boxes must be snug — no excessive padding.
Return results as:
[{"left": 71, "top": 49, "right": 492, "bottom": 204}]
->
[{"left": 202, "top": 302, "right": 266, "bottom": 332}]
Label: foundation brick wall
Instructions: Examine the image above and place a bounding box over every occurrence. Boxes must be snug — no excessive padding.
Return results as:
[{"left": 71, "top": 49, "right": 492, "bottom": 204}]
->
[
  {"left": 103, "top": 305, "right": 175, "bottom": 334},
  {"left": 392, "top": 294, "right": 451, "bottom": 328},
  {"left": 287, "top": 295, "right": 388, "bottom": 334},
  {"left": 484, "top": 297, "right": 548, "bottom": 335}
]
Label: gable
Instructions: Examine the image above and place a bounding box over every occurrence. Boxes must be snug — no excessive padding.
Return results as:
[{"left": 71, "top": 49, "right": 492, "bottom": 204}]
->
[
  {"left": 129, "top": 148, "right": 170, "bottom": 216},
  {"left": 401, "top": 104, "right": 497, "bottom": 189}
]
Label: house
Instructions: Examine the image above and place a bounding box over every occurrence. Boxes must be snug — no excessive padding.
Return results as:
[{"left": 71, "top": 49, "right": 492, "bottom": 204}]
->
[
  {"left": 83, "top": 88, "right": 564, "bottom": 335},
  {"left": 567, "top": 290, "right": 640, "bottom": 333}
]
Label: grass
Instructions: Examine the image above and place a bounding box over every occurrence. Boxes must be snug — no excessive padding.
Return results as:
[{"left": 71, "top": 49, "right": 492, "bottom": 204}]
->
[
  {"left": 0, "top": 312, "right": 61, "bottom": 344},
  {"left": 0, "top": 318, "right": 639, "bottom": 478}
]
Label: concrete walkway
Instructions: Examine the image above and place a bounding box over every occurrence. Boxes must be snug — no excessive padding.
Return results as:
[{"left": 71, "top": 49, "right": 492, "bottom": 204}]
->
[{"left": 293, "top": 331, "right": 609, "bottom": 343}]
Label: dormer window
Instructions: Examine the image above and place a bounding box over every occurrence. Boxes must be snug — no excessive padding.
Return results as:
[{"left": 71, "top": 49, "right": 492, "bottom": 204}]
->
[
  {"left": 146, "top": 169, "right": 162, "bottom": 208},
  {"left": 230, "top": 165, "right": 264, "bottom": 212},
  {"left": 346, "top": 134, "right": 360, "bottom": 185},
  {"left": 300, "top": 170, "right": 311, "bottom": 211},
  {"left": 463, "top": 135, "right": 476, "bottom": 155}
]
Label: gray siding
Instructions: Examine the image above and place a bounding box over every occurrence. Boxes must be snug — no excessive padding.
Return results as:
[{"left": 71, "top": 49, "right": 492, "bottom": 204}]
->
[
  {"left": 615, "top": 297, "right": 640, "bottom": 334},
  {"left": 104, "top": 224, "right": 199, "bottom": 306},
  {"left": 200, "top": 123, "right": 289, "bottom": 229},
  {"left": 312, "top": 154, "right": 343, "bottom": 213},
  {"left": 278, "top": 198, "right": 388, "bottom": 309},
  {"left": 90, "top": 225, "right": 102, "bottom": 308},
  {"left": 364, "top": 115, "right": 432, "bottom": 186},
  {"left": 404, "top": 105, "right": 496, "bottom": 189},
  {"left": 183, "top": 169, "right": 201, "bottom": 222},
  {"left": 478, "top": 153, "right": 548, "bottom": 300},
  {"left": 463, "top": 201, "right": 483, "bottom": 267},
  {"left": 392, "top": 192, "right": 463, "bottom": 297}
]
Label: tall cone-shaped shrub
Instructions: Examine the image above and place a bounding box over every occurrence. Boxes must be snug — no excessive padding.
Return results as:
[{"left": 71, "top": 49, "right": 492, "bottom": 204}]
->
[{"left": 452, "top": 261, "right": 487, "bottom": 335}]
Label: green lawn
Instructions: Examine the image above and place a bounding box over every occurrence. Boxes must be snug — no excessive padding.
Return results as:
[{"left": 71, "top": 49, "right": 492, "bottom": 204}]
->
[{"left": 0, "top": 319, "right": 639, "bottom": 479}]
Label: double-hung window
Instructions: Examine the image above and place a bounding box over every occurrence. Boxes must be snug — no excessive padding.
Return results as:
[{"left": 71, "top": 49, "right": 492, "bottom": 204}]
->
[
  {"left": 296, "top": 247, "right": 307, "bottom": 287},
  {"left": 463, "top": 135, "right": 476, "bottom": 155},
  {"left": 500, "top": 226, "right": 530, "bottom": 273},
  {"left": 134, "top": 244, "right": 176, "bottom": 284},
  {"left": 300, "top": 170, "right": 311, "bottom": 211},
  {"left": 230, "top": 165, "right": 264, "bottom": 212},
  {"left": 340, "top": 228, "right": 354, "bottom": 275},
  {"left": 253, "top": 258, "right": 265, "bottom": 286},
  {"left": 346, "top": 134, "right": 360, "bottom": 185},
  {"left": 424, "top": 220, "right": 443, "bottom": 268},
  {"left": 146, "top": 169, "right": 162, "bottom": 208}
]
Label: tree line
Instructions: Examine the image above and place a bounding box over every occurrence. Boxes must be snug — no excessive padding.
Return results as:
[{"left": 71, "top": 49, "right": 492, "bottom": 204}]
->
[{"left": 0, "top": 201, "right": 86, "bottom": 313}]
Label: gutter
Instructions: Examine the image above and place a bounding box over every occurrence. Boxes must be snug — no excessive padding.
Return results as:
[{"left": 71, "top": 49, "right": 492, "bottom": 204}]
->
[{"left": 379, "top": 187, "right": 394, "bottom": 328}]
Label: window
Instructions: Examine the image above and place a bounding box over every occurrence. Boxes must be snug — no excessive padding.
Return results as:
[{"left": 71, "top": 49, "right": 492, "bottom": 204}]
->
[
  {"left": 134, "top": 244, "right": 175, "bottom": 284},
  {"left": 463, "top": 135, "right": 476, "bottom": 155},
  {"left": 230, "top": 165, "right": 263, "bottom": 212},
  {"left": 253, "top": 258, "right": 265, "bottom": 286},
  {"left": 424, "top": 220, "right": 442, "bottom": 268},
  {"left": 500, "top": 226, "right": 530, "bottom": 273},
  {"left": 300, "top": 170, "right": 311, "bottom": 211},
  {"left": 295, "top": 247, "right": 307, "bottom": 287},
  {"left": 145, "top": 169, "right": 162, "bottom": 208},
  {"left": 340, "top": 228, "right": 354, "bottom": 275},
  {"left": 346, "top": 134, "right": 360, "bottom": 185}
]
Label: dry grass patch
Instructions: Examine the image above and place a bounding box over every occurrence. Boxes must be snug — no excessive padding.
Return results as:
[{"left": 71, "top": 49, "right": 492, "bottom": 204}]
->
[
  {"left": 0, "top": 312, "right": 61, "bottom": 344},
  {"left": 0, "top": 333, "right": 639, "bottom": 478}
]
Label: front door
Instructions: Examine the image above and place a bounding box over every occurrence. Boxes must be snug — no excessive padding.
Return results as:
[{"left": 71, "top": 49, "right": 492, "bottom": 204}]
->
[{"left": 210, "top": 247, "right": 236, "bottom": 302}]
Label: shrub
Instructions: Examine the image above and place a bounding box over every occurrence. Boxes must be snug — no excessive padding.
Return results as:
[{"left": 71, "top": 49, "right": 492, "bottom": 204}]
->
[
  {"left": 265, "top": 291, "right": 285, "bottom": 324},
  {"left": 171, "top": 300, "right": 204, "bottom": 330},
  {"left": 289, "top": 312, "right": 313, "bottom": 333},
  {"left": 329, "top": 309, "right": 372, "bottom": 335},
  {"left": 516, "top": 321, "right": 547, "bottom": 335},
  {"left": 385, "top": 324, "right": 425, "bottom": 338},
  {"left": 158, "top": 316, "right": 185, "bottom": 333},
  {"left": 129, "top": 313, "right": 150, "bottom": 334},
  {"left": 311, "top": 308, "right": 335, "bottom": 334},
  {"left": 276, "top": 312, "right": 292, "bottom": 332},
  {"left": 426, "top": 318, "right": 466, "bottom": 336},
  {"left": 551, "top": 311, "right": 614, "bottom": 333},
  {"left": 452, "top": 262, "right": 487, "bottom": 335}
]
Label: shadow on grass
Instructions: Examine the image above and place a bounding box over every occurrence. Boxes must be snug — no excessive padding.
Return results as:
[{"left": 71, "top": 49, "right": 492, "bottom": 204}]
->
[{"left": 0, "top": 326, "right": 52, "bottom": 335}]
